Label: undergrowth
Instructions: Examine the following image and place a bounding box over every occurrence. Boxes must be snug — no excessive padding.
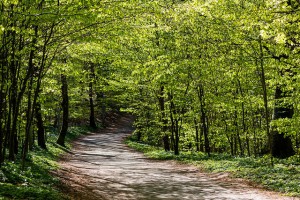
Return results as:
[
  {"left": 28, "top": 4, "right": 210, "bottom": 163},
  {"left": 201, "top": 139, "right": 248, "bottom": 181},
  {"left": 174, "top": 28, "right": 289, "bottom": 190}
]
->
[
  {"left": 125, "top": 137, "right": 300, "bottom": 197},
  {"left": 0, "top": 126, "right": 93, "bottom": 200}
]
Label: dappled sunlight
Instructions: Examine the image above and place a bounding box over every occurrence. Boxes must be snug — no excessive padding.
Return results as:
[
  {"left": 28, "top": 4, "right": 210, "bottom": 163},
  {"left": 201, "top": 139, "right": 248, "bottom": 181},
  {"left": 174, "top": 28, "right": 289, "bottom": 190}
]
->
[{"left": 56, "top": 116, "right": 290, "bottom": 200}]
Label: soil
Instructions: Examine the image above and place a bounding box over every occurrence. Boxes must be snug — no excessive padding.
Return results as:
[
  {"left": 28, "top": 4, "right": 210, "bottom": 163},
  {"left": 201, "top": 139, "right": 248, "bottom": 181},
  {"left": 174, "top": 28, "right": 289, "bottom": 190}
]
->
[{"left": 54, "top": 115, "right": 299, "bottom": 200}]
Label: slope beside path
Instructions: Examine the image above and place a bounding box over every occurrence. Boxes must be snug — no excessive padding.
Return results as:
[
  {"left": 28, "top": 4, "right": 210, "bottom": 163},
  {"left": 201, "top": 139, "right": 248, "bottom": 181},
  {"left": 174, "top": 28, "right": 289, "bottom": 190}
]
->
[{"left": 55, "top": 115, "right": 297, "bottom": 200}]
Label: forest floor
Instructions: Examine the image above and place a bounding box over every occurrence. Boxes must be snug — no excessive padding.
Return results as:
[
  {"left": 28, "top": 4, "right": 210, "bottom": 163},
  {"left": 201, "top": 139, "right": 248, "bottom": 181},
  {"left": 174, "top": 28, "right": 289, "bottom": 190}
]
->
[{"left": 54, "top": 115, "right": 298, "bottom": 200}]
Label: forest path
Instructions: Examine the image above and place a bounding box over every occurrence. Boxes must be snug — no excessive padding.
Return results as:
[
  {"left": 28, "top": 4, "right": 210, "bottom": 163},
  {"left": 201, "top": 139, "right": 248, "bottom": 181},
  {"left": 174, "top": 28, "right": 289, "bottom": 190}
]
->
[{"left": 56, "top": 115, "right": 296, "bottom": 200}]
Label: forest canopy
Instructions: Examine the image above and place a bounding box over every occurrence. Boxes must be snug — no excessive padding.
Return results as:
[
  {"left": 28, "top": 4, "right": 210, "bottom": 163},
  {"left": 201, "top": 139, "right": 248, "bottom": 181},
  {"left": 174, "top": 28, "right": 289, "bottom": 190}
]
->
[{"left": 0, "top": 0, "right": 300, "bottom": 167}]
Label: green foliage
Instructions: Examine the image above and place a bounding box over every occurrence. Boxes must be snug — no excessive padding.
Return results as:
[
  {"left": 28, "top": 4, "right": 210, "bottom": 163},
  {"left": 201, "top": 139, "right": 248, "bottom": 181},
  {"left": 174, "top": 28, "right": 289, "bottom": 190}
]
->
[
  {"left": 0, "top": 151, "right": 63, "bottom": 199},
  {"left": 63, "top": 126, "right": 96, "bottom": 148},
  {"left": 1, "top": 0, "right": 300, "bottom": 197},
  {"left": 0, "top": 126, "right": 92, "bottom": 199},
  {"left": 117, "top": 0, "right": 300, "bottom": 158},
  {"left": 125, "top": 136, "right": 159, "bottom": 153},
  {"left": 0, "top": 183, "right": 62, "bottom": 200}
]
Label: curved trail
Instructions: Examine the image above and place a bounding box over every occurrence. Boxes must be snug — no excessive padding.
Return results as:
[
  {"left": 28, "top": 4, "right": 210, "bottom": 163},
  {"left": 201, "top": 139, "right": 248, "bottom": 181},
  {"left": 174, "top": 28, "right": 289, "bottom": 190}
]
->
[{"left": 56, "top": 115, "right": 296, "bottom": 200}]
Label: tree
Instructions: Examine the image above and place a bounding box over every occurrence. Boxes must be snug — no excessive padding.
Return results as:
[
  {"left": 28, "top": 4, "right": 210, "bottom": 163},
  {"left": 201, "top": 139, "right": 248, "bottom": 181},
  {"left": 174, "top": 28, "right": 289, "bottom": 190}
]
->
[{"left": 56, "top": 74, "right": 69, "bottom": 147}]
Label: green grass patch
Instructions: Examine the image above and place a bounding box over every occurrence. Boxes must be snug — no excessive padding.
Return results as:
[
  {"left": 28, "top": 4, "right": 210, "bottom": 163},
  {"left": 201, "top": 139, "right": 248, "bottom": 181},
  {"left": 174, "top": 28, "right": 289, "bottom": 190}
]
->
[
  {"left": 0, "top": 126, "right": 94, "bottom": 199},
  {"left": 125, "top": 137, "right": 300, "bottom": 197}
]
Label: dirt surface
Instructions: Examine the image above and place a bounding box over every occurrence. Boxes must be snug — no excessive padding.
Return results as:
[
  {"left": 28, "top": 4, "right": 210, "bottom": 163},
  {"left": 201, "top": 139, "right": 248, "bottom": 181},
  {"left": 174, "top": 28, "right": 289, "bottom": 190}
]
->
[{"left": 55, "top": 115, "right": 298, "bottom": 200}]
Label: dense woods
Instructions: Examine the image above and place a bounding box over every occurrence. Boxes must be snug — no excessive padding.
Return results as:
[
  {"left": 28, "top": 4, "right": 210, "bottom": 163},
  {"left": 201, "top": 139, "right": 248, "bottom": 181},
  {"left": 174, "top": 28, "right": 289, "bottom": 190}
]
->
[
  {"left": 125, "top": 0, "right": 300, "bottom": 160},
  {"left": 0, "top": 0, "right": 300, "bottom": 169}
]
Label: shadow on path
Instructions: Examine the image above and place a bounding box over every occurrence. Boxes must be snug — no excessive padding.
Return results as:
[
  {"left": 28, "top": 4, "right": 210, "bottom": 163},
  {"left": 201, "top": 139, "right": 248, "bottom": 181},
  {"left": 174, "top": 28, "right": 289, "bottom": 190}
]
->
[{"left": 55, "top": 115, "right": 296, "bottom": 200}]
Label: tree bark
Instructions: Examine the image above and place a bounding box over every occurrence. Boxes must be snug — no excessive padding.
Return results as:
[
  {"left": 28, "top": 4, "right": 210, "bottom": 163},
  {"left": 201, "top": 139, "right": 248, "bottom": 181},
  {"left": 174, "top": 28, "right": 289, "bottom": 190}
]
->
[
  {"left": 158, "top": 86, "right": 170, "bottom": 151},
  {"left": 57, "top": 74, "right": 69, "bottom": 147},
  {"left": 0, "top": 91, "right": 5, "bottom": 165},
  {"left": 35, "top": 102, "right": 46, "bottom": 149},
  {"left": 99, "top": 92, "right": 106, "bottom": 128},
  {"left": 174, "top": 119, "right": 179, "bottom": 155},
  {"left": 271, "top": 86, "right": 295, "bottom": 158},
  {"left": 8, "top": 26, "right": 18, "bottom": 161},
  {"left": 234, "top": 110, "right": 244, "bottom": 156},
  {"left": 258, "top": 36, "right": 272, "bottom": 160},
  {"left": 197, "top": 85, "right": 210, "bottom": 156},
  {"left": 194, "top": 118, "right": 200, "bottom": 152},
  {"left": 22, "top": 76, "right": 34, "bottom": 167},
  {"left": 89, "top": 63, "right": 97, "bottom": 128},
  {"left": 169, "top": 92, "right": 179, "bottom": 155}
]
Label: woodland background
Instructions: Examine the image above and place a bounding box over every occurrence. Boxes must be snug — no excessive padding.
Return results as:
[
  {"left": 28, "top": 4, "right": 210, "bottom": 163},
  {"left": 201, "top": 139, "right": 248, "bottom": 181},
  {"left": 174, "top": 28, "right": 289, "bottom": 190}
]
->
[{"left": 0, "top": 0, "right": 300, "bottom": 198}]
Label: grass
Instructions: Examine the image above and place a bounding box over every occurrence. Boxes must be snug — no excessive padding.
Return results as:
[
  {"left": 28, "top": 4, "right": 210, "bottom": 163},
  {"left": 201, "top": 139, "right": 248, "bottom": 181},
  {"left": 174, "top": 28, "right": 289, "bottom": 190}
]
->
[
  {"left": 0, "top": 126, "right": 94, "bottom": 200},
  {"left": 125, "top": 137, "right": 300, "bottom": 197}
]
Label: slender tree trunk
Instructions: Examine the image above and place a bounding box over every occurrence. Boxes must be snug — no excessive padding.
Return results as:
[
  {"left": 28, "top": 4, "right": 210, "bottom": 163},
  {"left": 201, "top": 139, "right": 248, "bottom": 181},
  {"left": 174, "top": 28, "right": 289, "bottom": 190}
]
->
[
  {"left": 35, "top": 102, "right": 46, "bottom": 149},
  {"left": 226, "top": 134, "right": 234, "bottom": 156},
  {"left": 89, "top": 83, "right": 96, "bottom": 128},
  {"left": 57, "top": 74, "right": 69, "bottom": 147},
  {"left": 197, "top": 85, "right": 210, "bottom": 156},
  {"left": 169, "top": 93, "right": 177, "bottom": 154},
  {"left": 245, "top": 133, "right": 250, "bottom": 157},
  {"left": 170, "top": 102, "right": 180, "bottom": 156},
  {"left": 234, "top": 110, "right": 244, "bottom": 156},
  {"left": 89, "top": 63, "right": 96, "bottom": 128},
  {"left": 199, "top": 121, "right": 204, "bottom": 152},
  {"left": 253, "top": 119, "right": 258, "bottom": 157},
  {"left": 100, "top": 92, "right": 106, "bottom": 128},
  {"left": 258, "top": 36, "right": 273, "bottom": 163},
  {"left": 29, "top": 69, "right": 46, "bottom": 150},
  {"left": 8, "top": 27, "right": 17, "bottom": 161},
  {"left": 233, "top": 136, "right": 237, "bottom": 156},
  {"left": 170, "top": 104, "right": 175, "bottom": 152},
  {"left": 22, "top": 76, "right": 34, "bottom": 167},
  {"left": 0, "top": 125, "right": 2, "bottom": 166},
  {"left": 224, "top": 119, "right": 234, "bottom": 156},
  {"left": 158, "top": 86, "right": 170, "bottom": 151},
  {"left": 237, "top": 79, "right": 250, "bottom": 156},
  {"left": 0, "top": 91, "right": 4, "bottom": 165},
  {"left": 174, "top": 118, "right": 179, "bottom": 155},
  {"left": 22, "top": 24, "right": 39, "bottom": 166},
  {"left": 0, "top": 34, "right": 7, "bottom": 165},
  {"left": 194, "top": 118, "right": 200, "bottom": 152},
  {"left": 4, "top": 101, "right": 11, "bottom": 161},
  {"left": 170, "top": 117, "right": 174, "bottom": 152}
]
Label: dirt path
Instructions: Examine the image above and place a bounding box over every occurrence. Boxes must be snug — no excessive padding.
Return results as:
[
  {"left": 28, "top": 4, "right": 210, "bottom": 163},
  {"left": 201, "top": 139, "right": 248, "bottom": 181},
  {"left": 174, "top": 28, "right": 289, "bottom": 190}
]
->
[{"left": 56, "top": 115, "right": 297, "bottom": 200}]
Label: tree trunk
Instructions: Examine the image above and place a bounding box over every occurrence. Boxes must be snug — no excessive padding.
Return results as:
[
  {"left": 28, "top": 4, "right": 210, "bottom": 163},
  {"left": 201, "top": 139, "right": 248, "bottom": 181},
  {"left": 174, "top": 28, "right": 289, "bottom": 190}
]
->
[
  {"left": 22, "top": 76, "right": 34, "bottom": 167},
  {"left": 57, "top": 74, "right": 69, "bottom": 147},
  {"left": 169, "top": 93, "right": 179, "bottom": 155},
  {"left": 89, "top": 63, "right": 96, "bottom": 128},
  {"left": 271, "top": 86, "right": 295, "bottom": 158},
  {"left": 197, "top": 85, "right": 210, "bottom": 156},
  {"left": 35, "top": 102, "right": 46, "bottom": 149},
  {"left": 237, "top": 79, "right": 250, "bottom": 156},
  {"left": 0, "top": 91, "right": 5, "bottom": 165},
  {"left": 100, "top": 92, "right": 106, "bottom": 128},
  {"left": 234, "top": 110, "right": 244, "bottom": 156},
  {"left": 0, "top": 43, "right": 8, "bottom": 165},
  {"left": 194, "top": 118, "right": 200, "bottom": 152},
  {"left": 158, "top": 86, "right": 170, "bottom": 151},
  {"left": 258, "top": 36, "right": 272, "bottom": 163},
  {"left": 89, "top": 82, "right": 96, "bottom": 128},
  {"left": 8, "top": 28, "right": 17, "bottom": 161},
  {"left": 174, "top": 119, "right": 179, "bottom": 155}
]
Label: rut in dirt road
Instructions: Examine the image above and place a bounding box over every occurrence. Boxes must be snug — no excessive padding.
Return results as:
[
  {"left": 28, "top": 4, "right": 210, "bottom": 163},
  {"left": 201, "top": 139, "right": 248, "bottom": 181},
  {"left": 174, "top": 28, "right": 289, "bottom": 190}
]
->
[{"left": 56, "top": 115, "right": 296, "bottom": 200}]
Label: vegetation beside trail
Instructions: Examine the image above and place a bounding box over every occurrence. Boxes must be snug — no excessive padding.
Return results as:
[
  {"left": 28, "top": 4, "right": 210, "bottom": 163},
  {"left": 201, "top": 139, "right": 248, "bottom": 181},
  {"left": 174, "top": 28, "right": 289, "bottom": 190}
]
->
[
  {"left": 126, "top": 137, "right": 300, "bottom": 198},
  {"left": 0, "top": 126, "right": 92, "bottom": 200},
  {"left": 1, "top": 0, "right": 300, "bottom": 199}
]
